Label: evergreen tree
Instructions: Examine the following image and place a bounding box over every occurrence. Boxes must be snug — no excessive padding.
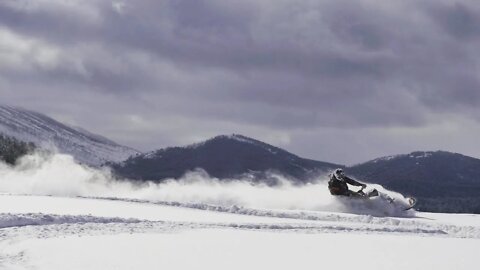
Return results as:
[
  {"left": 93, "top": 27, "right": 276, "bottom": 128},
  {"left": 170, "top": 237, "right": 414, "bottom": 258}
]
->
[{"left": 0, "top": 134, "right": 36, "bottom": 165}]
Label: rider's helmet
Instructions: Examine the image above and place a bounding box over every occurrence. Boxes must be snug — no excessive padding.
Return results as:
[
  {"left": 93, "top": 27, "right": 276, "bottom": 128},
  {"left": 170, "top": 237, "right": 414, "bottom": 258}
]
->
[{"left": 333, "top": 168, "right": 345, "bottom": 179}]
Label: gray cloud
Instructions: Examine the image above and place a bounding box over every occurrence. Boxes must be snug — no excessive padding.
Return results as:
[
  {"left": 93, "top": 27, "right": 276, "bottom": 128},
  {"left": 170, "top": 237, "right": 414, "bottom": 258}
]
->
[
  {"left": 1, "top": 0, "right": 480, "bottom": 164},
  {"left": 429, "top": 2, "right": 480, "bottom": 40}
]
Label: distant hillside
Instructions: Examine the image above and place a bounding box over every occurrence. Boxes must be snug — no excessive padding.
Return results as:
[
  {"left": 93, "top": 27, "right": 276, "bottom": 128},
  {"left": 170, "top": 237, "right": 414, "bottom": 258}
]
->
[
  {"left": 347, "top": 151, "right": 480, "bottom": 213},
  {"left": 111, "top": 134, "right": 342, "bottom": 183},
  {"left": 0, "top": 105, "right": 139, "bottom": 166},
  {"left": 0, "top": 134, "right": 35, "bottom": 165},
  {"left": 3, "top": 104, "right": 480, "bottom": 214}
]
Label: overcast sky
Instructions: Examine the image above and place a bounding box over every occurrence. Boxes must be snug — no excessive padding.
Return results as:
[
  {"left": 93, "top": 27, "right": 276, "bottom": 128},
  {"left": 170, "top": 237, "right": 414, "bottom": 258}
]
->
[{"left": 1, "top": 0, "right": 480, "bottom": 165}]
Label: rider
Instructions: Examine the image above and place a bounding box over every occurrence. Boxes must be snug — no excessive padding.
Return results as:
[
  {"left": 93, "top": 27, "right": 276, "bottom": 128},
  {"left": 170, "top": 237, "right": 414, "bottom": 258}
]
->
[{"left": 328, "top": 168, "right": 370, "bottom": 197}]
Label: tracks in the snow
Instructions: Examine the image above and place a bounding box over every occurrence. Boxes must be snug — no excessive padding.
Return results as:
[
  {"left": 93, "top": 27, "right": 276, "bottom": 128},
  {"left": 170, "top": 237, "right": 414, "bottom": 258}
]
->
[
  {"left": 81, "top": 196, "right": 480, "bottom": 239},
  {"left": 0, "top": 212, "right": 451, "bottom": 242},
  {"left": 1, "top": 195, "right": 480, "bottom": 240}
]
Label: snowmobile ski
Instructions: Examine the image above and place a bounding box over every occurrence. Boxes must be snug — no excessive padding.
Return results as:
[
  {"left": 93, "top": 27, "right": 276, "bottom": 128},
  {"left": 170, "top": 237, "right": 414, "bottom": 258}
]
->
[{"left": 404, "top": 197, "right": 417, "bottom": 211}]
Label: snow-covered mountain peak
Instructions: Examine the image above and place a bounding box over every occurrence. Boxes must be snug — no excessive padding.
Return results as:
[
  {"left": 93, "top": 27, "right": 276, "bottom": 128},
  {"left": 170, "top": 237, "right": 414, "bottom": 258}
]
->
[
  {"left": 371, "top": 154, "right": 403, "bottom": 163},
  {"left": 183, "top": 134, "right": 255, "bottom": 148},
  {"left": 407, "top": 151, "right": 434, "bottom": 159},
  {"left": 0, "top": 105, "right": 140, "bottom": 166},
  {"left": 371, "top": 151, "right": 438, "bottom": 163},
  {"left": 204, "top": 134, "right": 285, "bottom": 155},
  {"left": 222, "top": 134, "right": 258, "bottom": 144}
]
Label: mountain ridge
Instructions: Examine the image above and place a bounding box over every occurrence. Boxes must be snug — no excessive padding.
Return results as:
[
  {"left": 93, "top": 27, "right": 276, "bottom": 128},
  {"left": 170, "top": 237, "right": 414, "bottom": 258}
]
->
[
  {"left": 111, "top": 134, "right": 343, "bottom": 182},
  {"left": 0, "top": 105, "right": 140, "bottom": 166},
  {"left": 347, "top": 150, "right": 480, "bottom": 213}
]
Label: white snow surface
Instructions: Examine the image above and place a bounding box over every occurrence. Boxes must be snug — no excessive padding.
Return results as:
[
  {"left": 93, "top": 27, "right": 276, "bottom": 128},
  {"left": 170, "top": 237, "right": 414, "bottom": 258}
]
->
[
  {"left": 0, "top": 105, "right": 139, "bottom": 165},
  {"left": 1, "top": 152, "right": 480, "bottom": 269},
  {"left": 1, "top": 194, "right": 480, "bottom": 270}
]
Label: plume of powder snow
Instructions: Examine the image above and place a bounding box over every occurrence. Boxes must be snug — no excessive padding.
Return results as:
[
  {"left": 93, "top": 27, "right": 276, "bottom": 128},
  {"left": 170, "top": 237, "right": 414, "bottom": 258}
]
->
[{"left": 0, "top": 152, "right": 414, "bottom": 217}]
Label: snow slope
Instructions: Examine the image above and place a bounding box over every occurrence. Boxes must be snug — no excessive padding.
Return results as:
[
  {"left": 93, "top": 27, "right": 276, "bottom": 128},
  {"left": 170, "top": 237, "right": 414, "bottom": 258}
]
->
[{"left": 0, "top": 105, "right": 139, "bottom": 166}]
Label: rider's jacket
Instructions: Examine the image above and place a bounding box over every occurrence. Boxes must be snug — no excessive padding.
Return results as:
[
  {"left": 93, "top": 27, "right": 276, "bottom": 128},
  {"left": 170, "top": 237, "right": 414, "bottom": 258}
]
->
[{"left": 328, "top": 173, "right": 363, "bottom": 195}]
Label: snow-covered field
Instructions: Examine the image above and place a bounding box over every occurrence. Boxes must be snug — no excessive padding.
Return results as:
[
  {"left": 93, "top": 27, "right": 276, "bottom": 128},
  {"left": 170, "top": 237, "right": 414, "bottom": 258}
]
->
[
  {"left": 1, "top": 194, "right": 480, "bottom": 270},
  {"left": 1, "top": 153, "right": 480, "bottom": 269}
]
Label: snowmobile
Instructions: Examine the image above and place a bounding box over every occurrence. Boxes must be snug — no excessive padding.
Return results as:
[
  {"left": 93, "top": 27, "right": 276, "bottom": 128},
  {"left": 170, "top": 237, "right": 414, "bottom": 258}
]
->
[
  {"left": 355, "top": 185, "right": 416, "bottom": 211},
  {"left": 329, "top": 168, "right": 416, "bottom": 212}
]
